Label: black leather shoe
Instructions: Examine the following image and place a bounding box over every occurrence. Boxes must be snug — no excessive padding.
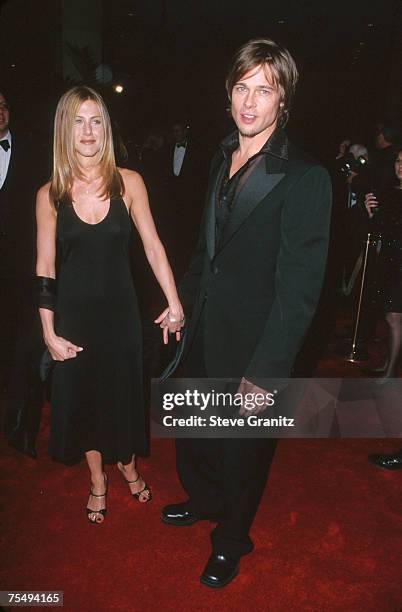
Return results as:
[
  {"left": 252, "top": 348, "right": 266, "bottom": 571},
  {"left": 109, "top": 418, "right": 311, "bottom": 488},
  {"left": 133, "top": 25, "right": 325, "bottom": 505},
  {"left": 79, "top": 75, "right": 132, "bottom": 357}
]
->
[
  {"left": 161, "top": 503, "right": 200, "bottom": 526},
  {"left": 368, "top": 452, "right": 402, "bottom": 470},
  {"left": 200, "top": 553, "right": 239, "bottom": 588}
]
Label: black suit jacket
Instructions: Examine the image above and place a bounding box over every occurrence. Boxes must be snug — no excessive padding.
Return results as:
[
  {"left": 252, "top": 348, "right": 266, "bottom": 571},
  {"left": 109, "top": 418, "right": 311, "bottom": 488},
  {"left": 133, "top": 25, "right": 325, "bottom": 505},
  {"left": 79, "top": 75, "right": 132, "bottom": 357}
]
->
[
  {"left": 0, "top": 134, "right": 46, "bottom": 282},
  {"left": 175, "top": 128, "right": 332, "bottom": 380}
]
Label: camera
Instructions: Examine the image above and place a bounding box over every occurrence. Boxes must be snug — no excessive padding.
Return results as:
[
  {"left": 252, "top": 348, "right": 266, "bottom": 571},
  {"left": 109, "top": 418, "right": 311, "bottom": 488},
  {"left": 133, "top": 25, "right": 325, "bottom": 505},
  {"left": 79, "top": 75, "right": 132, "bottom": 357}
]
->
[{"left": 340, "top": 153, "right": 368, "bottom": 177}]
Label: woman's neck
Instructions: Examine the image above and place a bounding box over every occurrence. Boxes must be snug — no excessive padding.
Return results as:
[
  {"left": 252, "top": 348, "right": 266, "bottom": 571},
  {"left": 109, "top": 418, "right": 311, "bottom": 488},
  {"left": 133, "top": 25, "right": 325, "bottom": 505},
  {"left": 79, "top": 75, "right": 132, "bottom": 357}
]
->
[{"left": 77, "top": 157, "right": 101, "bottom": 182}]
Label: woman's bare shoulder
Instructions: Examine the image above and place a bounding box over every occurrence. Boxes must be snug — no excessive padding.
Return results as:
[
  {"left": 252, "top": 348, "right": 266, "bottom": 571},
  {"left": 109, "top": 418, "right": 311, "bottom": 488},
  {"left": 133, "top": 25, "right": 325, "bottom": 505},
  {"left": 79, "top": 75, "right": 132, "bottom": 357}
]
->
[
  {"left": 37, "top": 181, "right": 51, "bottom": 199},
  {"left": 118, "top": 167, "right": 145, "bottom": 189},
  {"left": 36, "top": 181, "right": 53, "bottom": 207}
]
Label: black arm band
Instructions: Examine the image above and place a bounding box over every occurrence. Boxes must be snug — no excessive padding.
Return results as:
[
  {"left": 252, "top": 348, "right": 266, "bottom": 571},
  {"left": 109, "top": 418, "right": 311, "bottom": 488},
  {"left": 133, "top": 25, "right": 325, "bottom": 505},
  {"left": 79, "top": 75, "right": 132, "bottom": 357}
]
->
[{"left": 35, "top": 276, "right": 57, "bottom": 311}]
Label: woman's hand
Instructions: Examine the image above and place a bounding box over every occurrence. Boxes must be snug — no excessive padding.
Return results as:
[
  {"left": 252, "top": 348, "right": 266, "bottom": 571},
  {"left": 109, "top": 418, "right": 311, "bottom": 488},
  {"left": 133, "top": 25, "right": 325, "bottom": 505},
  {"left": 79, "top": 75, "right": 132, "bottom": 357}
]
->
[
  {"left": 45, "top": 334, "right": 83, "bottom": 361},
  {"left": 154, "top": 305, "right": 185, "bottom": 345},
  {"left": 364, "top": 192, "right": 379, "bottom": 219}
]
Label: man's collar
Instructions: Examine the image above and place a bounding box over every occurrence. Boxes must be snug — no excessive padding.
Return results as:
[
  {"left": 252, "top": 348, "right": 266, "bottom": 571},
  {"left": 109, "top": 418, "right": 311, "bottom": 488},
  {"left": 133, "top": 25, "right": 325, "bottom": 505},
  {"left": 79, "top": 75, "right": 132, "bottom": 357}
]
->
[
  {"left": 0, "top": 129, "right": 11, "bottom": 143},
  {"left": 220, "top": 127, "right": 288, "bottom": 161}
]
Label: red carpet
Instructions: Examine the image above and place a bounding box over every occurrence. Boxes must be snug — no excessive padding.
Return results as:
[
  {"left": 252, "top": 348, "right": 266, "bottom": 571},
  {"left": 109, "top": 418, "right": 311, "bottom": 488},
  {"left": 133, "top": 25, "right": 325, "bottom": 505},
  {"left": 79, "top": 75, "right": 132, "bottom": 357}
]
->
[{"left": 1, "top": 323, "right": 402, "bottom": 611}]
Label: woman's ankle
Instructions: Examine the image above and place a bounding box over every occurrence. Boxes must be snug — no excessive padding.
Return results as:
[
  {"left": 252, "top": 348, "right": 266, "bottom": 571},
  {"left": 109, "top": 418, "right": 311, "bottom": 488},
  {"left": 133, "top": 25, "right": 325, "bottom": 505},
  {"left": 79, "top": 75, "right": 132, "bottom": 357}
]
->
[{"left": 91, "top": 472, "right": 106, "bottom": 487}]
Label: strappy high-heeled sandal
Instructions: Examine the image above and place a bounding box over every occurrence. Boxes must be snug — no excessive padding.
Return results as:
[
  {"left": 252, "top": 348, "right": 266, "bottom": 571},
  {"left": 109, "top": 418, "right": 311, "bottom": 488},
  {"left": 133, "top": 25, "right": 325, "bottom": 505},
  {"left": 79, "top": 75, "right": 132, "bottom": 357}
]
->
[
  {"left": 117, "top": 462, "right": 152, "bottom": 503},
  {"left": 86, "top": 474, "right": 108, "bottom": 523}
]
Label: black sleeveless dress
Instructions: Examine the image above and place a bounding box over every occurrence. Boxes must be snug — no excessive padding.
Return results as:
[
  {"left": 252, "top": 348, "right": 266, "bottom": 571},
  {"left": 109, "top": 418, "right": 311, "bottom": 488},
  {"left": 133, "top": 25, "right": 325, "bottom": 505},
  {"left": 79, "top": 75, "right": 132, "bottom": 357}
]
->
[
  {"left": 372, "top": 187, "right": 402, "bottom": 312},
  {"left": 50, "top": 197, "right": 147, "bottom": 464}
]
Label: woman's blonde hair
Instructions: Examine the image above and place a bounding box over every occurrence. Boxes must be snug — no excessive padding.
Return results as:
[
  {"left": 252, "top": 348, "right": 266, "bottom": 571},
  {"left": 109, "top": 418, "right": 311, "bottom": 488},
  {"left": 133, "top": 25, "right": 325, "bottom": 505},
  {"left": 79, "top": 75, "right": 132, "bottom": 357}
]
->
[{"left": 50, "top": 85, "right": 124, "bottom": 206}]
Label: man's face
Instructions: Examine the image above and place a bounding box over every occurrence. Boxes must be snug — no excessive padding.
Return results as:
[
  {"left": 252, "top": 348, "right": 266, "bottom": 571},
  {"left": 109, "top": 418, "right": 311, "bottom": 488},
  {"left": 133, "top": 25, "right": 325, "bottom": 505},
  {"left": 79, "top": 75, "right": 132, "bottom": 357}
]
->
[
  {"left": 0, "top": 93, "right": 10, "bottom": 135},
  {"left": 230, "top": 65, "right": 282, "bottom": 139},
  {"left": 73, "top": 99, "right": 104, "bottom": 159},
  {"left": 172, "top": 124, "right": 187, "bottom": 144}
]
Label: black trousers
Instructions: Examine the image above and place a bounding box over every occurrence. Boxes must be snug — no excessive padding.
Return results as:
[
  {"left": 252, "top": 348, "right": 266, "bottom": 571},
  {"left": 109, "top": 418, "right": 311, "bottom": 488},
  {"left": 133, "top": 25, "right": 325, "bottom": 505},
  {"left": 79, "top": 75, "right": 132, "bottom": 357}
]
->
[
  {"left": 4, "top": 310, "right": 45, "bottom": 457},
  {"left": 175, "top": 309, "right": 277, "bottom": 558},
  {"left": 0, "top": 277, "right": 18, "bottom": 386}
]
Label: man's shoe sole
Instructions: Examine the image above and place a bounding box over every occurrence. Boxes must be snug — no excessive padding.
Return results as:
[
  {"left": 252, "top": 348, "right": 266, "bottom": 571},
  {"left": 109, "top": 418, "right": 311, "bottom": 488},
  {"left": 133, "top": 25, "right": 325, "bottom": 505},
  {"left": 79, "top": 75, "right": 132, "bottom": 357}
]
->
[
  {"left": 160, "top": 513, "right": 200, "bottom": 526},
  {"left": 368, "top": 457, "right": 402, "bottom": 470},
  {"left": 369, "top": 462, "right": 402, "bottom": 471}
]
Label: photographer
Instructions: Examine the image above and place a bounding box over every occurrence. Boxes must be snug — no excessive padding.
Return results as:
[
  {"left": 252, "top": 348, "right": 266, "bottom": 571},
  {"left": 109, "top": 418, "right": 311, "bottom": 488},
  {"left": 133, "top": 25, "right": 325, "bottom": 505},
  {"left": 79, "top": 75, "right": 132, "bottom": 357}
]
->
[{"left": 334, "top": 144, "right": 373, "bottom": 357}]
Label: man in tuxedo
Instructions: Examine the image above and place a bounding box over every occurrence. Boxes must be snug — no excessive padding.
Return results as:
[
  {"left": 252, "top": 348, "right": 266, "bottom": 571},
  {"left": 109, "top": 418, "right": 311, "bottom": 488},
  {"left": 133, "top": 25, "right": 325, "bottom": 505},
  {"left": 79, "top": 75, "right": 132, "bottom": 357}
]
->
[
  {"left": 160, "top": 38, "right": 332, "bottom": 587},
  {"left": 163, "top": 121, "right": 207, "bottom": 278},
  {"left": 0, "top": 90, "right": 18, "bottom": 384},
  {"left": 1, "top": 90, "right": 45, "bottom": 455},
  {"left": 171, "top": 121, "right": 190, "bottom": 180}
]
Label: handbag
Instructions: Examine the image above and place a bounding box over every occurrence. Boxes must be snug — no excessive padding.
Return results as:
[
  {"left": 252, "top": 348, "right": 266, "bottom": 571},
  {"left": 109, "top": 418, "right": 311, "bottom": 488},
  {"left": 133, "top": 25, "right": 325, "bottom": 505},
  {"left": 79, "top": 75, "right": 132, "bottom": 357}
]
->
[{"left": 39, "top": 348, "right": 55, "bottom": 382}]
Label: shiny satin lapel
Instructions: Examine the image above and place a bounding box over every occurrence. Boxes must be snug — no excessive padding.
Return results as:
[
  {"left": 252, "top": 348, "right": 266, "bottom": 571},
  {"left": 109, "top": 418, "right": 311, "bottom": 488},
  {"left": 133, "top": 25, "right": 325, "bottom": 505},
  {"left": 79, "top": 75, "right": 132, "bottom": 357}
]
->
[
  {"left": 0, "top": 147, "right": 14, "bottom": 192},
  {"left": 217, "top": 154, "right": 285, "bottom": 253},
  {"left": 205, "top": 154, "right": 226, "bottom": 259}
]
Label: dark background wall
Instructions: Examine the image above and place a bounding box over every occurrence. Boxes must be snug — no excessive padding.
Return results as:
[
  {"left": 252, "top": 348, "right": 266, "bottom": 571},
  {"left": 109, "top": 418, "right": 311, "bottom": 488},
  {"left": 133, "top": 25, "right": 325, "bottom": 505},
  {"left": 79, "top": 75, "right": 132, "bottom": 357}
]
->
[{"left": 0, "top": 0, "right": 401, "bottom": 166}]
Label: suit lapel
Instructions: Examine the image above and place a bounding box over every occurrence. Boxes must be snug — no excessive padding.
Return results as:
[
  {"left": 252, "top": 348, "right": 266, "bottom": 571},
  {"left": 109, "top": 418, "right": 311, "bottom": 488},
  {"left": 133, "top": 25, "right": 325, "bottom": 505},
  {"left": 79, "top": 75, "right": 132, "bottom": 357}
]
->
[
  {"left": 217, "top": 154, "right": 285, "bottom": 253},
  {"left": 1, "top": 143, "right": 15, "bottom": 193},
  {"left": 205, "top": 153, "right": 225, "bottom": 259}
]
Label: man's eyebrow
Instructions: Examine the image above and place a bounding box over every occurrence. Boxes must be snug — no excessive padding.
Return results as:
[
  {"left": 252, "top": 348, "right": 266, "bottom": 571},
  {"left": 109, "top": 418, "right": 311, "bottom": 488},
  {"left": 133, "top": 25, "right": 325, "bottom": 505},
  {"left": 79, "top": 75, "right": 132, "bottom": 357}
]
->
[{"left": 234, "top": 82, "right": 275, "bottom": 89}]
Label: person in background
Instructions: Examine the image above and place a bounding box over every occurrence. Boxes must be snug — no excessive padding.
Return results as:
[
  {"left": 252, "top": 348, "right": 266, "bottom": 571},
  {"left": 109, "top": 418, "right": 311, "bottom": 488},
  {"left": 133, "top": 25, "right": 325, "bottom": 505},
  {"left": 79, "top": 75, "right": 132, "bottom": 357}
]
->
[
  {"left": 1, "top": 90, "right": 47, "bottom": 456},
  {"left": 365, "top": 149, "right": 402, "bottom": 470},
  {"left": 163, "top": 121, "right": 208, "bottom": 278},
  {"left": 371, "top": 121, "right": 399, "bottom": 192}
]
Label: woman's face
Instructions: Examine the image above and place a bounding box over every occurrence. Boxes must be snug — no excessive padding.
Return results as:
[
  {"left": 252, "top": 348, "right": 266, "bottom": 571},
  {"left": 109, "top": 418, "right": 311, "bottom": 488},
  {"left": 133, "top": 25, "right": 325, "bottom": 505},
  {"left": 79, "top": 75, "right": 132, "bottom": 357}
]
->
[
  {"left": 395, "top": 152, "right": 402, "bottom": 183},
  {"left": 73, "top": 99, "right": 104, "bottom": 159}
]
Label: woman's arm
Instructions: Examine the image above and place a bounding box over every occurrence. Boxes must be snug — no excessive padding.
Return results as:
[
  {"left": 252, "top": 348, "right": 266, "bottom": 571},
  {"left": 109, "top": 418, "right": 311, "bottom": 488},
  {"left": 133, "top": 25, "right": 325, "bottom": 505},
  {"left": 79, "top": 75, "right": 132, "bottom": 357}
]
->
[
  {"left": 121, "top": 169, "right": 184, "bottom": 343},
  {"left": 36, "top": 184, "right": 82, "bottom": 360}
]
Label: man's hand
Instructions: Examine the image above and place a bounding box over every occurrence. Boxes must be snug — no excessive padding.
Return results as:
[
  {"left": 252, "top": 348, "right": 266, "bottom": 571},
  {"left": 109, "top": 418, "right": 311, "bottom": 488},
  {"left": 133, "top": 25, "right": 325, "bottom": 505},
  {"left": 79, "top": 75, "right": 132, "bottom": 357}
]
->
[{"left": 238, "top": 377, "right": 269, "bottom": 416}]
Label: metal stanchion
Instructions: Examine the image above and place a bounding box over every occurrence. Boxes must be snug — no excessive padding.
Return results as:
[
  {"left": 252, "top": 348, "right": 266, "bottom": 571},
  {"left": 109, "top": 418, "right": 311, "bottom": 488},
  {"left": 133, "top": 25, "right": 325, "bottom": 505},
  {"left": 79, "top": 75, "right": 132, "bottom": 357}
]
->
[{"left": 346, "top": 233, "right": 372, "bottom": 363}]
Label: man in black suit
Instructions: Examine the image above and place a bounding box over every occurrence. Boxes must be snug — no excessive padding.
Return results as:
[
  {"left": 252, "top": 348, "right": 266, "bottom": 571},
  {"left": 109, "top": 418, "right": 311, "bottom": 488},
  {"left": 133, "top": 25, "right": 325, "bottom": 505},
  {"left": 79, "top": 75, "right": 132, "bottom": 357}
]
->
[{"left": 160, "top": 38, "right": 332, "bottom": 587}]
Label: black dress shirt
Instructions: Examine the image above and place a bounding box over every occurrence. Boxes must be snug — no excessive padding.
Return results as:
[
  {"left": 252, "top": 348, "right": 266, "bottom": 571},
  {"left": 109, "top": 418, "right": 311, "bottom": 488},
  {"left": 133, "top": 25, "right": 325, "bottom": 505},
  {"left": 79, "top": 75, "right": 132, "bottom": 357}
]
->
[{"left": 216, "top": 128, "right": 288, "bottom": 246}]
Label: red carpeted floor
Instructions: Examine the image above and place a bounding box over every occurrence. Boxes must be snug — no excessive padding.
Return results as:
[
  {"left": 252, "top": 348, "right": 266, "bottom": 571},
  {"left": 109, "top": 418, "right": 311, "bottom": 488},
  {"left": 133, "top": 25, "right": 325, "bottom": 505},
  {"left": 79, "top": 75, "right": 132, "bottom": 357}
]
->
[{"left": 1, "top": 323, "right": 402, "bottom": 611}]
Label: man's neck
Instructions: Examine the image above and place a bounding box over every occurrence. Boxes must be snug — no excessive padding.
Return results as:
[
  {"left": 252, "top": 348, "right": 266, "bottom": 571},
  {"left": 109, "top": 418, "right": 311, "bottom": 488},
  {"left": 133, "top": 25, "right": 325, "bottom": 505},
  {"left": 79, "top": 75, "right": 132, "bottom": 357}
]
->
[
  {"left": 0, "top": 128, "right": 10, "bottom": 140},
  {"left": 237, "top": 126, "right": 276, "bottom": 160}
]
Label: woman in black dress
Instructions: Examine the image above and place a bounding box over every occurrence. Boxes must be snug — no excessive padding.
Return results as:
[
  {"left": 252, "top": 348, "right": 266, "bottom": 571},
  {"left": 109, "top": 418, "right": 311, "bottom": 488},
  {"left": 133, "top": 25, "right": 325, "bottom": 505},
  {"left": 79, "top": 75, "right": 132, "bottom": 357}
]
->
[
  {"left": 36, "top": 86, "right": 184, "bottom": 523},
  {"left": 365, "top": 148, "right": 402, "bottom": 379}
]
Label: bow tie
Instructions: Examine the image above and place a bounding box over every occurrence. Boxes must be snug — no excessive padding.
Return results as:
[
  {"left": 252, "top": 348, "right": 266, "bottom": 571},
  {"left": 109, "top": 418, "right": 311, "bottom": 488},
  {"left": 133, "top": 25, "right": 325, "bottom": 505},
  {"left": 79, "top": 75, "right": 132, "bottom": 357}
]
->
[
  {"left": 176, "top": 142, "right": 186, "bottom": 149},
  {"left": 0, "top": 139, "right": 10, "bottom": 152}
]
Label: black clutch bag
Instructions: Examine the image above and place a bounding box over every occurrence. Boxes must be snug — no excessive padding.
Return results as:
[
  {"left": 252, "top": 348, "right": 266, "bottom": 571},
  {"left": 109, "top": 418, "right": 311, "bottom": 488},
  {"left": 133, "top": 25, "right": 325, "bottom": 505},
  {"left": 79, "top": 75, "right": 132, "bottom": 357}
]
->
[
  {"left": 39, "top": 348, "right": 55, "bottom": 382},
  {"left": 159, "top": 328, "right": 187, "bottom": 382}
]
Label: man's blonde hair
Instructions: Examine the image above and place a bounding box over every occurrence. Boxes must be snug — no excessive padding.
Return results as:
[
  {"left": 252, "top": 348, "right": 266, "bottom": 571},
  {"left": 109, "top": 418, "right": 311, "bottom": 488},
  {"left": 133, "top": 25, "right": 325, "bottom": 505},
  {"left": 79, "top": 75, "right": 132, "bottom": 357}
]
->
[{"left": 226, "top": 38, "right": 299, "bottom": 128}]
